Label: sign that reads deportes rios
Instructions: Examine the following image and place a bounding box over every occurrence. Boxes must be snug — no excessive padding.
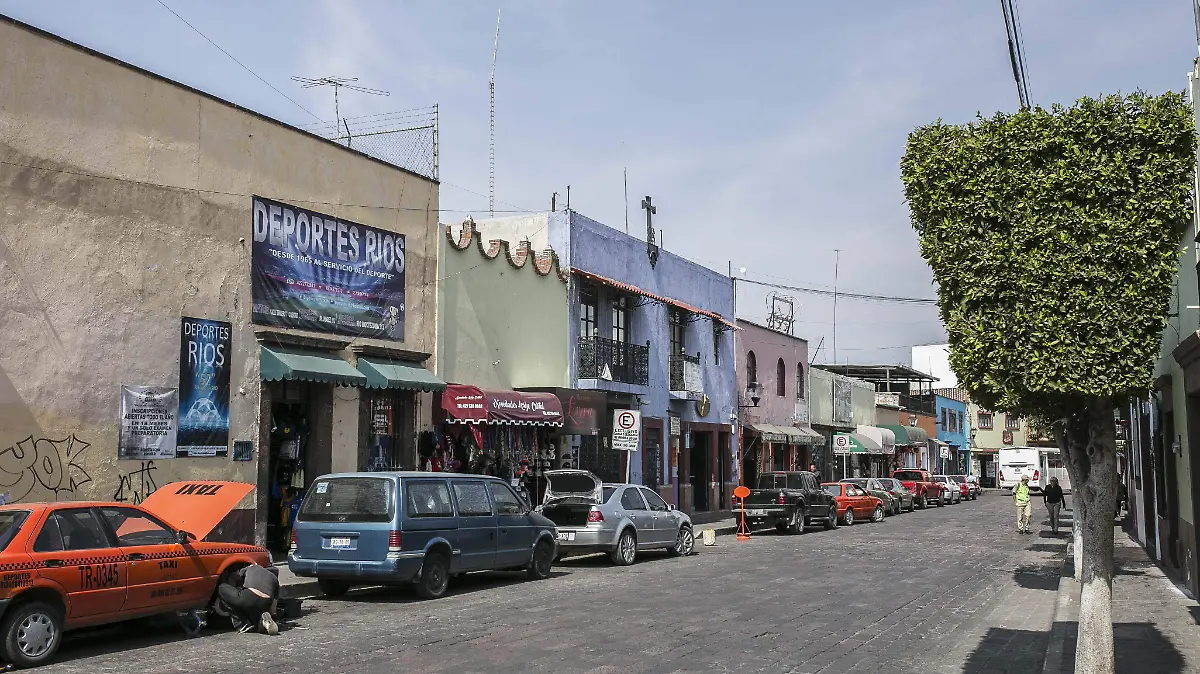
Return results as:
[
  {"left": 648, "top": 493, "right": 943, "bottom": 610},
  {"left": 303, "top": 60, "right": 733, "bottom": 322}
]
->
[
  {"left": 251, "top": 196, "right": 406, "bottom": 341},
  {"left": 178, "top": 317, "right": 231, "bottom": 457}
]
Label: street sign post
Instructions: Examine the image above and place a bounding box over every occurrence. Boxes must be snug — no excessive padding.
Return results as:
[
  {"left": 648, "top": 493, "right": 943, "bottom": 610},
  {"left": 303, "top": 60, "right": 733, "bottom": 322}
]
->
[{"left": 612, "top": 409, "right": 641, "bottom": 482}]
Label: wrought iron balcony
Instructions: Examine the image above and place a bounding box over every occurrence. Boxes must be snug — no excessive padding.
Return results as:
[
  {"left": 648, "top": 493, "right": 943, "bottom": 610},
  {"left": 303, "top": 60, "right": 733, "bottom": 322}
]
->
[
  {"left": 670, "top": 353, "right": 701, "bottom": 392},
  {"left": 899, "top": 393, "right": 936, "bottom": 416},
  {"left": 578, "top": 337, "right": 649, "bottom": 386}
]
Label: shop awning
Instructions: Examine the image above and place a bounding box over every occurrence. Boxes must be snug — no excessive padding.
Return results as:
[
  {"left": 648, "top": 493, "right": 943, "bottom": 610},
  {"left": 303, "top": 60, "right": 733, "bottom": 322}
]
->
[
  {"left": 852, "top": 432, "right": 886, "bottom": 454},
  {"left": 792, "top": 426, "right": 825, "bottom": 445},
  {"left": 748, "top": 424, "right": 790, "bottom": 443},
  {"left": 442, "top": 384, "right": 563, "bottom": 426},
  {"left": 572, "top": 269, "right": 738, "bottom": 329},
  {"left": 357, "top": 357, "right": 446, "bottom": 392},
  {"left": 260, "top": 345, "right": 366, "bottom": 386},
  {"left": 880, "top": 424, "right": 929, "bottom": 445},
  {"left": 856, "top": 425, "right": 896, "bottom": 451},
  {"left": 833, "top": 433, "right": 884, "bottom": 454}
]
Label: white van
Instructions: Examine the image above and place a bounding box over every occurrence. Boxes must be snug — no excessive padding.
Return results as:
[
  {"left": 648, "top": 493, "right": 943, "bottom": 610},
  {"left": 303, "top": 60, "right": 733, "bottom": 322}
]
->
[{"left": 998, "top": 447, "right": 1043, "bottom": 493}]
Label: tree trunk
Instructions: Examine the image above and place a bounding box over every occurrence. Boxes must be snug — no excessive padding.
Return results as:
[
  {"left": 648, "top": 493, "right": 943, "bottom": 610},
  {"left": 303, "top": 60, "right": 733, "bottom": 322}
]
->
[
  {"left": 1055, "top": 419, "right": 1085, "bottom": 578},
  {"left": 1059, "top": 397, "right": 1118, "bottom": 674}
]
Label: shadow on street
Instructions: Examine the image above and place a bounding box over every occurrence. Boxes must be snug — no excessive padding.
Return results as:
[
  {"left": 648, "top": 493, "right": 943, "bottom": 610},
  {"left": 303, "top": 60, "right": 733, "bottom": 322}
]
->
[
  {"left": 1060, "top": 622, "right": 1185, "bottom": 674},
  {"left": 962, "top": 627, "right": 1048, "bottom": 673}
]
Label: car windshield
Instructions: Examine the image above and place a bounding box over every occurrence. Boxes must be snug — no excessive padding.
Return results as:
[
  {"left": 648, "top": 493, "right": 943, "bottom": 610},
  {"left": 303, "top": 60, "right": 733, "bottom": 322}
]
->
[
  {"left": 300, "top": 477, "right": 393, "bottom": 523},
  {"left": 822, "top": 485, "right": 842, "bottom": 497},
  {"left": 843, "top": 479, "right": 867, "bottom": 487},
  {"left": 893, "top": 471, "right": 923, "bottom": 481},
  {"left": 0, "top": 510, "right": 29, "bottom": 552}
]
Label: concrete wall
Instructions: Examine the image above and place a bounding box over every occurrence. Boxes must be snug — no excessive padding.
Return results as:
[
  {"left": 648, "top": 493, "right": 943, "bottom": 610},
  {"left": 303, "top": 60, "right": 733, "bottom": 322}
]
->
[
  {"left": 0, "top": 18, "right": 438, "bottom": 514},
  {"left": 735, "top": 319, "right": 809, "bottom": 427},
  {"left": 809, "top": 368, "right": 873, "bottom": 428},
  {"left": 437, "top": 221, "right": 570, "bottom": 389}
]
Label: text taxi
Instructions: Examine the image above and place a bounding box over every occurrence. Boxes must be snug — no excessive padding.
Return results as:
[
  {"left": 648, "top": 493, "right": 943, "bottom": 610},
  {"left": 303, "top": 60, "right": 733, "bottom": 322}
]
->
[{"left": 0, "top": 481, "right": 273, "bottom": 668}]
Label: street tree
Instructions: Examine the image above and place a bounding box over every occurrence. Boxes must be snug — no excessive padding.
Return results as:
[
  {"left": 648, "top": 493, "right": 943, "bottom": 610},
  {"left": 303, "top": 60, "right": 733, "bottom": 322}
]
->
[{"left": 900, "top": 92, "right": 1195, "bottom": 674}]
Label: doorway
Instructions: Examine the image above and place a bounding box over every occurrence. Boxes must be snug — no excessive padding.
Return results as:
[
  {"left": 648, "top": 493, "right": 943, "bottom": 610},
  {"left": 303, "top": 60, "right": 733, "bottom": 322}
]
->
[
  {"left": 717, "top": 431, "right": 729, "bottom": 510},
  {"left": 643, "top": 426, "right": 663, "bottom": 491},
  {"left": 690, "top": 431, "right": 710, "bottom": 512}
]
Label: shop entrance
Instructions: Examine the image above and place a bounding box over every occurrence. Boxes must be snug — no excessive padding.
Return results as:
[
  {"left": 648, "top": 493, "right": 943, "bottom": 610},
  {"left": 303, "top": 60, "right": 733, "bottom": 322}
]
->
[
  {"left": 362, "top": 391, "right": 415, "bottom": 471},
  {"left": 266, "top": 380, "right": 332, "bottom": 555},
  {"left": 742, "top": 434, "right": 760, "bottom": 488},
  {"left": 690, "top": 431, "right": 710, "bottom": 512},
  {"left": 643, "top": 426, "right": 663, "bottom": 491}
]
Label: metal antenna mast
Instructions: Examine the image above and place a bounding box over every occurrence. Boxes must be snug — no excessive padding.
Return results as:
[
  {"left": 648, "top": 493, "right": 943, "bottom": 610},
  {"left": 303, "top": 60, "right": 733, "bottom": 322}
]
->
[
  {"left": 291, "top": 76, "right": 389, "bottom": 129},
  {"left": 999, "top": 0, "right": 1032, "bottom": 110},
  {"left": 490, "top": 9, "right": 502, "bottom": 217}
]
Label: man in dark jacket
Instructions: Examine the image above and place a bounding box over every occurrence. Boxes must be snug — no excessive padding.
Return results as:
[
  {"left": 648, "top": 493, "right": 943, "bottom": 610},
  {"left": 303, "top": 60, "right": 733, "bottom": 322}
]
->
[
  {"left": 214, "top": 565, "right": 280, "bottom": 635},
  {"left": 1043, "top": 476, "right": 1066, "bottom": 535}
]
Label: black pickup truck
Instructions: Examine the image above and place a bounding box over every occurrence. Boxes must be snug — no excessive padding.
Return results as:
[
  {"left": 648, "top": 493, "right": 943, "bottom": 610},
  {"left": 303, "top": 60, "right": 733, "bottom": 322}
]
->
[{"left": 740, "top": 471, "right": 838, "bottom": 533}]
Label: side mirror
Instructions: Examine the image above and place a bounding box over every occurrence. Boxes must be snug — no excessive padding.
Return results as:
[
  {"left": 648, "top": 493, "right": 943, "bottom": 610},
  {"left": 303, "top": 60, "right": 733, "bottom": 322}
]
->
[
  {"left": 177, "top": 530, "right": 195, "bottom": 545},
  {"left": 667, "top": 504, "right": 676, "bottom": 511}
]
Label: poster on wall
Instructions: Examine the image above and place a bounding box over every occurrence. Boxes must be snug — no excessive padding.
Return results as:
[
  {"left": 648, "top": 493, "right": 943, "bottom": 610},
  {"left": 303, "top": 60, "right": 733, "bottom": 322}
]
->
[
  {"left": 251, "top": 196, "right": 406, "bottom": 341},
  {"left": 178, "top": 317, "right": 231, "bottom": 457},
  {"left": 119, "top": 386, "right": 178, "bottom": 460}
]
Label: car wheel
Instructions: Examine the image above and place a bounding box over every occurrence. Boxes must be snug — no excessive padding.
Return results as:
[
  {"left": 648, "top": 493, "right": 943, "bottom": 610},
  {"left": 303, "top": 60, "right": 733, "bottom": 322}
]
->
[
  {"left": 527, "top": 540, "right": 554, "bottom": 580},
  {"left": 610, "top": 529, "right": 637, "bottom": 566},
  {"left": 1, "top": 601, "right": 62, "bottom": 669},
  {"left": 669, "top": 526, "right": 695, "bottom": 557},
  {"left": 938, "top": 496, "right": 946, "bottom": 507},
  {"left": 872, "top": 506, "right": 884, "bottom": 523},
  {"left": 824, "top": 507, "right": 839, "bottom": 529},
  {"left": 317, "top": 578, "right": 351, "bottom": 597},
  {"left": 415, "top": 552, "right": 450, "bottom": 599},
  {"left": 907, "top": 499, "right": 915, "bottom": 513},
  {"left": 842, "top": 508, "right": 854, "bottom": 526},
  {"left": 788, "top": 510, "right": 805, "bottom": 535}
]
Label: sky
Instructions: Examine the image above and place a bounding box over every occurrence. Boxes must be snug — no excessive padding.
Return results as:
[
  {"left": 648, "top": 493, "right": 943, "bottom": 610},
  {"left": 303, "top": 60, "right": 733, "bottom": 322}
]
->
[{"left": 1, "top": 0, "right": 1194, "bottom": 366}]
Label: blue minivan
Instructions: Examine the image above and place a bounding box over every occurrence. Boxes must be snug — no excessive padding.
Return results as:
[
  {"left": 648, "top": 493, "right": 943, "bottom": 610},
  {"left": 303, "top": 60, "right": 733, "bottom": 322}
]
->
[{"left": 288, "top": 472, "right": 559, "bottom": 599}]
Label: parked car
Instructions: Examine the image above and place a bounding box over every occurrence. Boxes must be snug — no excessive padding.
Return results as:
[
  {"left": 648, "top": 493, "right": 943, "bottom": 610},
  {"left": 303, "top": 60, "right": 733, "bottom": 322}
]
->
[
  {"left": 947, "top": 475, "right": 977, "bottom": 500},
  {"left": 0, "top": 481, "right": 274, "bottom": 668},
  {"left": 893, "top": 469, "right": 945, "bottom": 508},
  {"left": 290, "top": 472, "right": 559, "bottom": 601},
  {"left": 537, "top": 470, "right": 694, "bottom": 564},
  {"left": 841, "top": 478, "right": 898, "bottom": 516},
  {"left": 741, "top": 471, "right": 838, "bottom": 533},
  {"left": 932, "top": 476, "right": 963, "bottom": 504},
  {"left": 821, "top": 483, "right": 885, "bottom": 526},
  {"left": 950, "top": 474, "right": 982, "bottom": 498},
  {"left": 874, "top": 478, "right": 916, "bottom": 513}
]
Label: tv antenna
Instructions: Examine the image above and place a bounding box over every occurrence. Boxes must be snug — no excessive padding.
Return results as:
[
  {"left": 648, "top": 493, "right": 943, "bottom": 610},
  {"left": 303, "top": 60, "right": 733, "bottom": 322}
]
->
[
  {"left": 765, "top": 292, "right": 796, "bottom": 335},
  {"left": 489, "top": 9, "right": 501, "bottom": 217},
  {"left": 291, "top": 76, "right": 390, "bottom": 130}
]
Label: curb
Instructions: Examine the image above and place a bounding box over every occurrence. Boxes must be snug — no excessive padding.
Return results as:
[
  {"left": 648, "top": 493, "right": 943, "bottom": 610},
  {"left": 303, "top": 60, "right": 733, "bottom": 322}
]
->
[{"left": 1041, "top": 541, "right": 1079, "bottom": 674}]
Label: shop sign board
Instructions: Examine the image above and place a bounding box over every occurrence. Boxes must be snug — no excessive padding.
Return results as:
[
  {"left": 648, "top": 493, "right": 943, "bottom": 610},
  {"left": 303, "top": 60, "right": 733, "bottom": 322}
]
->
[
  {"left": 556, "top": 390, "right": 606, "bottom": 435},
  {"left": 612, "top": 410, "right": 641, "bottom": 453},
  {"left": 833, "top": 377, "right": 853, "bottom": 426},
  {"left": 178, "top": 317, "right": 231, "bottom": 457},
  {"left": 119, "top": 386, "right": 178, "bottom": 460},
  {"left": 669, "top": 415, "right": 681, "bottom": 437},
  {"left": 251, "top": 196, "right": 406, "bottom": 341}
]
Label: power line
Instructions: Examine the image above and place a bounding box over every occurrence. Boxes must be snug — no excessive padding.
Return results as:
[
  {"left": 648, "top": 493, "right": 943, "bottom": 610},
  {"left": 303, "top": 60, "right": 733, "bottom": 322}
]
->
[
  {"left": 1000, "top": 0, "right": 1032, "bottom": 110},
  {"left": 737, "top": 276, "right": 938, "bottom": 305},
  {"left": 154, "top": 0, "right": 324, "bottom": 123}
]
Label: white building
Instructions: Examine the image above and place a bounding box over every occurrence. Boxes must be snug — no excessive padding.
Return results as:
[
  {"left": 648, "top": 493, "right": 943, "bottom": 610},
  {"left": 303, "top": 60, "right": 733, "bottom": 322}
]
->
[{"left": 910, "top": 344, "right": 955, "bottom": 388}]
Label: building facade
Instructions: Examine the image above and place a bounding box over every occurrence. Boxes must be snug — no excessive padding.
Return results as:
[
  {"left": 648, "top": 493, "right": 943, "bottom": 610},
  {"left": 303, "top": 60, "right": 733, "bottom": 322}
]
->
[
  {"left": 0, "top": 17, "right": 442, "bottom": 549},
  {"left": 933, "top": 390, "right": 969, "bottom": 475}
]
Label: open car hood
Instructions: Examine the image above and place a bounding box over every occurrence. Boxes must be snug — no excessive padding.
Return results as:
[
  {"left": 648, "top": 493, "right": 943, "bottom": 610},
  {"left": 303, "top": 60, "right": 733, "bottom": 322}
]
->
[
  {"left": 139, "top": 481, "right": 255, "bottom": 541},
  {"left": 543, "top": 470, "right": 603, "bottom": 503}
]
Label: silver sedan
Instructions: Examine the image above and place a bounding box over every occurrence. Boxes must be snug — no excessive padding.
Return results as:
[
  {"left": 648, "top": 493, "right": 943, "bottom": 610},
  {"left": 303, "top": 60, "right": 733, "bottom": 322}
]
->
[{"left": 536, "top": 470, "right": 694, "bottom": 565}]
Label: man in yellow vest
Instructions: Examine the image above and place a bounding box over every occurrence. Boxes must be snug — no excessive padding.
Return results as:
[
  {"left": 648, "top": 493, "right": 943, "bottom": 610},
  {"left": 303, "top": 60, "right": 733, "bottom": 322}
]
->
[{"left": 1013, "top": 475, "right": 1032, "bottom": 534}]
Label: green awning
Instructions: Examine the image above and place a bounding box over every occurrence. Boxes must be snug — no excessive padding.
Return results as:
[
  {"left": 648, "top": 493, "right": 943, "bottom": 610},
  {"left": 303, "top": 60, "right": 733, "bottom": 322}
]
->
[
  {"left": 833, "top": 433, "right": 866, "bottom": 454},
  {"left": 358, "top": 357, "right": 446, "bottom": 392},
  {"left": 260, "top": 345, "right": 366, "bottom": 386},
  {"left": 880, "top": 424, "right": 929, "bottom": 445}
]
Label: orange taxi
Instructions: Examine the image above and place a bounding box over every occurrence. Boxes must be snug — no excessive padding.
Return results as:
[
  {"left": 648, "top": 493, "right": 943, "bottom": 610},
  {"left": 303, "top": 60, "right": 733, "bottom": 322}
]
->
[
  {"left": 0, "top": 481, "right": 273, "bottom": 668},
  {"left": 821, "top": 482, "right": 885, "bottom": 527}
]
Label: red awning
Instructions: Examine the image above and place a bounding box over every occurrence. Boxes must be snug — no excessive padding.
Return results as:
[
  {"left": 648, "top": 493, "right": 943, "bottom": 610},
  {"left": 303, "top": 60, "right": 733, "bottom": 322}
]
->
[
  {"left": 441, "top": 384, "right": 564, "bottom": 426},
  {"left": 572, "top": 269, "right": 738, "bottom": 329}
]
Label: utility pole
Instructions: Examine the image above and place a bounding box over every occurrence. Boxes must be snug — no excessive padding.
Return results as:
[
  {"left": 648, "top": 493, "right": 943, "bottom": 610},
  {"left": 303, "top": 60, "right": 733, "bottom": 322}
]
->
[
  {"left": 730, "top": 260, "right": 740, "bottom": 488},
  {"left": 832, "top": 249, "right": 840, "bottom": 365}
]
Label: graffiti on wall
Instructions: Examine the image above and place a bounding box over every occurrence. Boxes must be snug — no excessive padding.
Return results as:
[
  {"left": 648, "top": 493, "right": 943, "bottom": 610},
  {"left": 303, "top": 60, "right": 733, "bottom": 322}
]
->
[
  {"left": 0, "top": 434, "right": 92, "bottom": 504},
  {"left": 113, "top": 461, "right": 159, "bottom": 505}
]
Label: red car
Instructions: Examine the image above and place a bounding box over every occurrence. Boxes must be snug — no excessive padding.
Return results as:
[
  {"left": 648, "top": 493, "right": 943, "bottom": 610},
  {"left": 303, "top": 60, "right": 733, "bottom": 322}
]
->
[
  {"left": 821, "top": 482, "right": 885, "bottom": 526},
  {"left": 893, "top": 469, "right": 946, "bottom": 508}
]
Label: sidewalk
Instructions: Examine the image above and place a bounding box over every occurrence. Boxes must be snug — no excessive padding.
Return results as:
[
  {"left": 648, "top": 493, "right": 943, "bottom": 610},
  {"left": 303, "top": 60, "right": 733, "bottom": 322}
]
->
[
  {"left": 1047, "top": 527, "right": 1200, "bottom": 673},
  {"left": 277, "top": 517, "right": 739, "bottom": 599}
]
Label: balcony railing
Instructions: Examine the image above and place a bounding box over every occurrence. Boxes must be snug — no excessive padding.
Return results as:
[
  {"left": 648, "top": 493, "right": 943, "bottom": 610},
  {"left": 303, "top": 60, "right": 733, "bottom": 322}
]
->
[
  {"left": 899, "top": 393, "right": 936, "bottom": 416},
  {"left": 670, "top": 353, "right": 701, "bottom": 392},
  {"left": 578, "top": 337, "right": 649, "bottom": 386}
]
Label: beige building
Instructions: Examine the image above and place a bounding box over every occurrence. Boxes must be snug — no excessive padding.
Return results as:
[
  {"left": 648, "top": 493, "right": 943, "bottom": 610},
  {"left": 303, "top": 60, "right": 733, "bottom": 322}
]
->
[{"left": 0, "top": 17, "right": 441, "bottom": 548}]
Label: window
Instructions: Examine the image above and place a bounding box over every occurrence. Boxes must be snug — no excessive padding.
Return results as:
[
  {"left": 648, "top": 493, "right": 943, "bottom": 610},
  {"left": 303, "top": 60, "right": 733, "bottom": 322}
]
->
[
  {"left": 580, "top": 286, "right": 597, "bottom": 339},
  {"left": 620, "top": 488, "right": 647, "bottom": 510},
  {"left": 796, "top": 363, "right": 805, "bottom": 400},
  {"left": 99, "top": 507, "right": 176, "bottom": 546},
  {"left": 958, "top": 413, "right": 964, "bottom": 434},
  {"left": 822, "top": 484, "right": 842, "bottom": 497},
  {"left": 301, "top": 477, "right": 393, "bottom": 523},
  {"left": 755, "top": 473, "right": 784, "bottom": 489},
  {"left": 786, "top": 473, "right": 806, "bottom": 490},
  {"left": 669, "top": 308, "right": 686, "bottom": 355},
  {"left": 452, "top": 482, "right": 493, "bottom": 517},
  {"left": 713, "top": 325, "right": 721, "bottom": 366},
  {"left": 978, "top": 412, "right": 993, "bottom": 430},
  {"left": 488, "top": 483, "right": 526, "bottom": 515},
  {"left": 640, "top": 488, "right": 669, "bottom": 512},
  {"left": 405, "top": 481, "right": 454, "bottom": 518},
  {"left": 611, "top": 296, "right": 629, "bottom": 343},
  {"left": 746, "top": 351, "right": 758, "bottom": 385},
  {"left": 940, "top": 408, "right": 947, "bottom": 431},
  {"left": 1006, "top": 415, "right": 1020, "bottom": 431},
  {"left": 776, "top": 359, "right": 786, "bottom": 397},
  {"left": 0, "top": 511, "right": 28, "bottom": 554},
  {"left": 39, "top": 509, "right": 111, "bottom": 551}
]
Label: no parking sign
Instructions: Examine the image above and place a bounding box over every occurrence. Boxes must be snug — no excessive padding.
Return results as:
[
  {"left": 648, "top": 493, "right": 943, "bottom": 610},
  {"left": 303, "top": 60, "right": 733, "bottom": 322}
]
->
[{"left": 611, "top": 409, "right": 641, "bottom": 453}]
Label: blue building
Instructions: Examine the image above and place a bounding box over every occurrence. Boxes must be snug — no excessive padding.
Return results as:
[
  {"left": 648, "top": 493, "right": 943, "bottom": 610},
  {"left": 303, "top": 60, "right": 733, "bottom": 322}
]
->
[
  {"left": 458, "top": 209, "right": 737, "bottom": 514},
  {"left": 933, "top": 389, "right": 969, "bottom": 475}
]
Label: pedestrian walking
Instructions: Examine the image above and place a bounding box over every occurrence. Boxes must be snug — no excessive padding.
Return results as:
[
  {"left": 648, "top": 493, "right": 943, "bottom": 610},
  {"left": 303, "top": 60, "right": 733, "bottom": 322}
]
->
[
  {"left": 1116, "top": 481, "right": 1128, "bottom": 518},
  {"left": 213, "top": 565, "right": 280, "bottom": 635},
  {"left": 1013, "top": 475, "right": 1032, "bottom": 534},
  {"left": 1043, "top": 476, "right": 1066, "bottom": 535}
]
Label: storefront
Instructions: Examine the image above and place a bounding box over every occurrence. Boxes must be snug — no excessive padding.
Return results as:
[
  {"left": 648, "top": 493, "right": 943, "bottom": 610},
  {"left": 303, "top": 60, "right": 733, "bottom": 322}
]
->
[
  {"left": 855, "top": 425, "right": 897, "bottom": 477},
  {"left": 831, "top": 432, "right": 884, "bottom": 480},
  {"left": 880, "top": 424, "right": 930, "bottom": 471},
  {"left": 439, "top": 384, "right": 564, "bottom": 504}
]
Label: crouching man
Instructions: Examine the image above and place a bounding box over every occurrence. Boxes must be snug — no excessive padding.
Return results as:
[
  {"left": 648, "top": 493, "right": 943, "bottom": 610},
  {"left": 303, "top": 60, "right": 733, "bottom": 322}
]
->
[{"left": 214, "top": 564, "right": 280, "bottom": 635}]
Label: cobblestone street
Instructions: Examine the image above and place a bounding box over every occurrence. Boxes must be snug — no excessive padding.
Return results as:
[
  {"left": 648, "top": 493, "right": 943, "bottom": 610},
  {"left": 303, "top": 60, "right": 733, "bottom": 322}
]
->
[{"left": 42, "top": 495, "right": 1067, "bottom": 674}]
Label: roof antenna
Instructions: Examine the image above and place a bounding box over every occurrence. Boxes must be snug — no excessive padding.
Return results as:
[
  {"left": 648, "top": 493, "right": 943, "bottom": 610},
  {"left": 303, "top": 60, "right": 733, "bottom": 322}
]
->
[
  {"left": 291, "top": 76, "right": 389, "bottom": 137},
  {"left": 490, "top": 9, "right": 501, "bottom": 217}
]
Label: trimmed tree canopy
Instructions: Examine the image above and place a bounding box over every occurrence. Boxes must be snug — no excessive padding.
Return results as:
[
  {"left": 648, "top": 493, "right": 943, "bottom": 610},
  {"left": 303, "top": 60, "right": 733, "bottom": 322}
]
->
[{"left": 901, "top": 92, "right": 1195, "bottom": 415}]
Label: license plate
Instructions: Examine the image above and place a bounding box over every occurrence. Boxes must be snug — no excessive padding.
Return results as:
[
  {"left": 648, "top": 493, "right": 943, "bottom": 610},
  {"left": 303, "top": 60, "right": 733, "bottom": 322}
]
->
[
  {"left": 556, "top": 531, "right": 576, "bottom": 542},
  {"left": 746, "top": 509, "right": 766, "bottom": 516},
  {"left": 329, "top": 537, "right": 351, "bottom": 549}
]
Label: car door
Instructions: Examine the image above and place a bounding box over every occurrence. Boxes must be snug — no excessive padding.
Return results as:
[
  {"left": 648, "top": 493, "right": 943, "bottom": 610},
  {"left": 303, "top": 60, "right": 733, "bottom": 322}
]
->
[
  {"left": 640, "top": 488, "right": 673, "bottom": 545},
  {"left": 488, "top": 481, "right": 533, "bottom": 567},
  {"left": 29, "top": 508, "right": 127, "bottom": 621},
  {"left": 450, "top": 480, "right": 497, "bottom": 572},
  {"left": 96, "top": 506, "right": 206, "bottom": 612},
  {"left": 619, "top": 488, "right": 654, "bottom": 547},
  {"left": 850, "top": 486, "right": 871, "bottom": 516}
]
